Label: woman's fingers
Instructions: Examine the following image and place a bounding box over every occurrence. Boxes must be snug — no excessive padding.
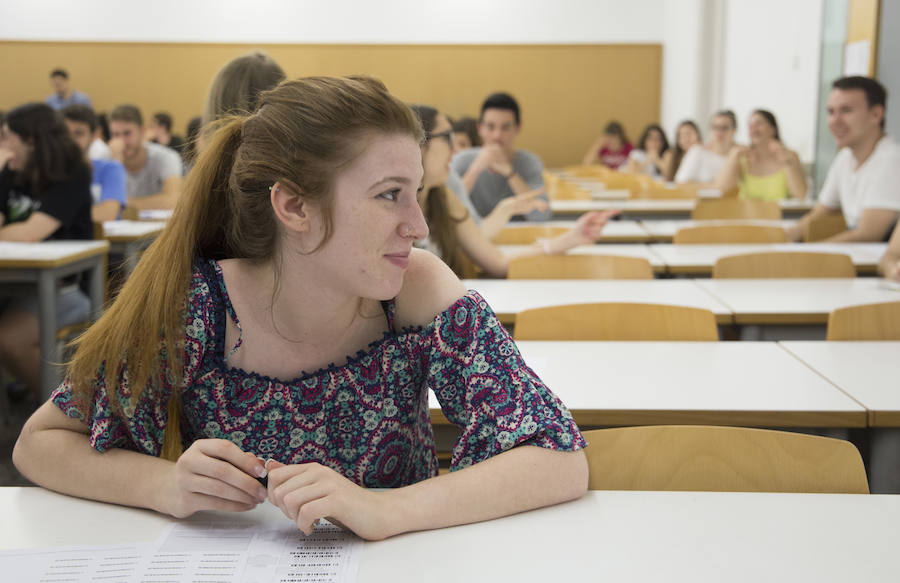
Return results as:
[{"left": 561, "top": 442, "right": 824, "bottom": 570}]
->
[{"left": 183, "top": 474, "right": 265, "bottom": 506}]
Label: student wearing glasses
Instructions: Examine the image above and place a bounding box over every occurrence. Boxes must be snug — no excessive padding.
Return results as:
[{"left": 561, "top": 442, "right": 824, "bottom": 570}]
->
[
  {"left": 674, "top": 111, "right": 738, "bottom": 186},
  {"left": 413, "top": 104, "right": 617, "bottom": 278}
]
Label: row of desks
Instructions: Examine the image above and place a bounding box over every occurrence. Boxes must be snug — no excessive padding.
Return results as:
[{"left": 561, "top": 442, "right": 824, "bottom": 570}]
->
[
  {"left": 5, "top": 486, "right": 898, "bottom": 582},
  {"left": 428, "top": 341, "right": 900, "bottom": 429},
  {"left": 529, "top": 218, "right": 799, "bottom": 243},
  {"left": 465, "top": 277, "right": 900, "bottom": 326},
  {"left": 549, "top": 197, "right": 815, "bottom": 218}
]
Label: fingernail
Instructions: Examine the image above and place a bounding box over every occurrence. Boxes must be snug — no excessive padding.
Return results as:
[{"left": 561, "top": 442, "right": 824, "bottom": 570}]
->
[
  {"left": 255, "top": 465, "right": 267, "bottom": 478},
  {"left": 258, "top": 487, "right": 268, "bottom": 500}
]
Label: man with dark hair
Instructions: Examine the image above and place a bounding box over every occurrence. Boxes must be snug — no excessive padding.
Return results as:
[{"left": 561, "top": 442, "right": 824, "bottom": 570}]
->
[
  {"left": 788, "top": 76, "right": 900, "bottom": 242},
  {"left": 450, "top": 92, "right": 550, "bottom": 221},
  {"left": 62, "top": 105, "right": 127, "bottom": 222},
  {"left": 148, "top": 111, "right": 186, "bottom": 156},
  {"left": 44, "top": 68, "right": 92, "bottom": 111},
  {"left": 109, "top": 104, "right": 183, "bottom": 210}
]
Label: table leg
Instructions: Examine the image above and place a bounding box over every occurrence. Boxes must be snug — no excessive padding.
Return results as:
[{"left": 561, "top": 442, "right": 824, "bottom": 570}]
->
[
  {"left": 89, "top": 255, "right": 105, "bottom": 318},
  {"left": 37, "top": 270, "right": 59, "bottom": 402}
]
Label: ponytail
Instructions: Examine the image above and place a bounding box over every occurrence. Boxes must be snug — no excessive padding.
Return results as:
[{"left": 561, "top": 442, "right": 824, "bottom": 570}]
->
[{"left": 68, "top": 116, "right": 246, "bottom": 461}]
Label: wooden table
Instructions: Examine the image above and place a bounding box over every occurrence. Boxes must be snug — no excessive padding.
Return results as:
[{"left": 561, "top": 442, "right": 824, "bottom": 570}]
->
[
  {"left": 649, "top": 242, "right": 887, "bottom": 275},
  {"left": 550, "top": 198, "right": 815, "bottom": 219},
  {"left": 498, "top": 243, "right": 663, "bottom": 272},
  {"left": 463, "top": 278, "right": 732, "bottom": 324},
  {"left": 3, "top": 487, "right": 898, "bottom": 582},
  {"left": 781, "top": 341, "right": 900, "bottom": 427},
  {"left": 499, "top": 219, "right": 653, "bottom": 243},
  {"left": 0, "top": 241, "right": 109, "bottom": 399},
  {"left": 428, "top": 341, "right": 866, "bottom": 428},
  {"left": 102, "top": 220, "right": 166, "bottom": 275},
  {"left": 695, "top": 277, "right": 900, "bottom": 325}
]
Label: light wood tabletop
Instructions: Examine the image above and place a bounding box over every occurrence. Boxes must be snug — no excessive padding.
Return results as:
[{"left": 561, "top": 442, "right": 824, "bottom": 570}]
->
[
  {"left": 463, "top": 278, "right": 732, "bottom": 324},
  {"left": 695, "top": 277, "right": 900, "bottom": 325},
  {"left": 781, "top": 341, "right": 900, "bottom": 427},
  {"left": 3, "top": 487, "right": 897, "bottom": 582},
  {"left": 499, "top": 219, "right": 653, "bottom": 242},
  {"left": 428, "top": 341, "right": 866, "bottom": 427},
  {"left": 0, "top": 240, "right": 109, "bottom": 269}
]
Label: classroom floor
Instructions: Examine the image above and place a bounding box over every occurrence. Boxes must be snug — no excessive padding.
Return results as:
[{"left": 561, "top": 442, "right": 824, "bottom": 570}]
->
[{"left": 1, "top": 398, "right": 37, "bottom": 486}]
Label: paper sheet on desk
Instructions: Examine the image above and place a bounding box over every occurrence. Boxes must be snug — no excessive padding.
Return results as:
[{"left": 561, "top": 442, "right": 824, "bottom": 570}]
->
[
  {"left": 0, "top": 520, "right": 362, "bottom": 583},
  {"left": 879, "top": 279, "right": 900, "bottom": 291}
]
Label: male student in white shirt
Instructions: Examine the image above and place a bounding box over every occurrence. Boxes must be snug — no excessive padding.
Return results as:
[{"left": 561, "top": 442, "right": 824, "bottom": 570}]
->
[{"left": 787, "top": 76, "right": 900, "bottom": 242}]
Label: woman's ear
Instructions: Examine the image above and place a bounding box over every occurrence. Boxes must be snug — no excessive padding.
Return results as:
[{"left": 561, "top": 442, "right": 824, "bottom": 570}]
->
[{"left": 270, "top": 180, "right": 312, "bottom": 233}]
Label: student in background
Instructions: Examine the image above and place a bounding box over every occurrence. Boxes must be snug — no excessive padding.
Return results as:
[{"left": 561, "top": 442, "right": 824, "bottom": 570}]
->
[
  {"left": 663, "top": 120, "right": 701, "bottom": 182},
  {"left": 89, "top": 112, "right": 111, "bottom": 160},
  {"left": 203, "top": 52, "right": 286, "bottom": 127},
  {"left": 108, "top": 104, "right": 183, "bottom": 210},
  {"left": 148, "top": 112, "right": 186, "bottom": 157},
  {"left": 13, "top": 77, "right": 588, "bottom": 540},
  {"left": 182, "top": 116, "right": 203, "bottom": 169},
  {"left": 62, "top": 105, "right": 127, "bottom": 222},
  {"left": 716, "top": 110, "right": 806, "bottom": 201},
  {"left": 413, "top": 104, "right": 617, "bottom": 278},
  {"left": 582, "top": 121, "right": 633, "bottom": 169},
  {"left": 44, "top": 69, "right": 92, "bottom": 111},
  {"left": 788, "top": 76, "right": 900, "bottom": 242},
  {"left": 674, "top": 110, "right": 737, "bottom": 185},
  {"left": 451, "top": 92, "right": 550, "bottom": 221},
  {"left": 451, "top": 116, "right": 480, "bottom": 153},
  {"left": 621, "top": 124, "right": 670, "bottom": 179},
  {"left": 0, "top": 103, "right": 92, "bottom": 401}
]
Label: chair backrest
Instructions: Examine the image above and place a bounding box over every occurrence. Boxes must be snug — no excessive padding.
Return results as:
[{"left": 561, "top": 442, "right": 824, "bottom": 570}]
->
[
  {"left": 507, "top": 254, "right": 654, "bottom": 280},
  {"left": 673, "top": 224, "right": 788, "bottom": 244},
  {"left": 633, "top": 176, "right": 699, "bottom": 199},
  {"left": 547, "top": 180, "right": 591, "bottom": 200},
  {"left": 492, "top": 226, "right": 570, "bottom": 245},
  {"left": 804, "top": 212, "right": 848, "bottom": 242},
  {"left": 513, "top": 302, "right": 719, "bottom": 341},
  {"left": 597, "top": 171, "right": 644, "bottom": 195},
  {"left": 713, "top": 252, "right": 856, "bottom": 278},
  {"left": 583, "top": 425, "right": 869, "bottom": 493},
  {"left": 692, "top": 198, "right": 782, "bottom": 220},
  {"left": 563, "top": 165, "right": 608, "bottom": 179},
  {"left": 826, "top": 301, "right": 900, "bottom": 340}
]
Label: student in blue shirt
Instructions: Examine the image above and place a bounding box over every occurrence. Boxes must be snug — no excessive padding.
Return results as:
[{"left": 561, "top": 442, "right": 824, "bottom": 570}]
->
[
  {"left": 62, "top": 105, "right": 127, "bottom": 222},
  {"left": 44, "top": 69, "right": 92, "bottom": 111}
]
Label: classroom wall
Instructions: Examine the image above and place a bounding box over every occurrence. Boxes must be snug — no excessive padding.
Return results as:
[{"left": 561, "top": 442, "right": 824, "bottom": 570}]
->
[
  {"left": 719, "top": 0, "right": 824, "bottom": 163},
  {"left": 877, "top": 1, "right": 900, "bottom": 140}
]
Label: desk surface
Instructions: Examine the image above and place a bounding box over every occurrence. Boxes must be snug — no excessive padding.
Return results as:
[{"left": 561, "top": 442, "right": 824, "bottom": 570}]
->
[
  {"left": 500, "top": 219, "right": 652, "bottom": 242},
  {"left": 3, "top": 487, "right": 898, "bottom": 582},
  {"left": 428, "top": 341, "right": 866, "bottom": 427},
  {"left": 0, "top": 240, "right": 109, "bottom": 269},
  {"left": 781, "top": 341, "right": 900, "bottom": 427},
  {"left": 696, "top": 278, "right": 900, "bottom": 324},
  {"left": 463, "top": 278, "right": 732, "bottom": 324},
  {"left": 550, "top": 198, "right": 815, "bottom": 216},
  {"left": 101, "top": 220, "right": 166, "bottom": 242},
  {"left": 649, "top": 242, "right": 887, "bottom": 275},
  {"left": 641, "top": 219, "right": 796, "bottom": 240}
]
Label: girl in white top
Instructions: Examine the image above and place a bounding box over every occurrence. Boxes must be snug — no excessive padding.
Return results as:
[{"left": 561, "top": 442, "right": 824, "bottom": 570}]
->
[
  {"left": 622, "top": 124, "right": 670, "bottom": 179},
  {"left": 674, "top": 110, "right": 738, "bottom": 185}
]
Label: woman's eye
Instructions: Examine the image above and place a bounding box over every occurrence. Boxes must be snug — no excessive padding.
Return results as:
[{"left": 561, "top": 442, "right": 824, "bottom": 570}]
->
[{"left": 379, "top": 189, "right": 400, "bottom": 202}]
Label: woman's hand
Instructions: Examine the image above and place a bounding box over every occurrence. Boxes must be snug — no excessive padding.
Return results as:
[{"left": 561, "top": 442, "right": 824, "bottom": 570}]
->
[
  {"left": 162, "top": 439, "right": 268, "bottom": 518},
  {"left": 886, "top": 259, "right": 900, "bottom": 282},
  {"left": 571, "top": 209, "right": 621, "bottom": 244},
  {"left": 267, "top": 460, "right": 398, "bottom": 541},
  {"left": 496, "top": 187, "right": 548, "bottom": 217}
]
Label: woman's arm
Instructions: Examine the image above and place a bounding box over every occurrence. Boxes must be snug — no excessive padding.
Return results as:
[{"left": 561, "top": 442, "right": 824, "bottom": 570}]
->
[
  {"left": 14, "top": 401, "right": 269, "bottom": 517},
  {"left": 478, "top": 188, "right": 548, "bottom": 240},
  {"left": 0, "top": 212, "right": 61, "bottom": 241},
  {"left": 783, "top": 149, "right": 808, "bottom": 199},
  {"left": 714, "top": 147, "right": 744, "bottom": 192},
  {"left": 581, "top": 138, "right": 602, "bottom": 166}
]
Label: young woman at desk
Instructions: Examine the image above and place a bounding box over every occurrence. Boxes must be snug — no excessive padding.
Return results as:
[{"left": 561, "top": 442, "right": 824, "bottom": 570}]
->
[
  {"left": 0, "top": 103, "right": 93, "bottom": 401},
  {"left": 410, "top": 104, "right": 617, "bottom": 278},
  {"left": 14, "top": 77, "right": 588, "bottom": 541},
  {"left": 715, "top": 110, "right": 807, "bottom": 200}
]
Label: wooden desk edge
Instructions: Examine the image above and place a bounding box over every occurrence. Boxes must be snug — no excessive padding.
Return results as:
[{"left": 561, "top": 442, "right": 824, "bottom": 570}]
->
[
  {"left": 870, "top": 411, "right": 900, "bottom": 427},
  {"left": 733, "top": 313, "right": 828, "bottom": 325},
  {"left": 0, "top": 241, "right": 111, "bottom": 269}
]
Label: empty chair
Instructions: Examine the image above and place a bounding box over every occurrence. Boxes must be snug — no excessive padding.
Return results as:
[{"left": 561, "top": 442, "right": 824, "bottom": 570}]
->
[
  {"left": 826, "top": 301, "right": 900, "bottom": 340},
  {"left": 692, "top": 198, "right": 782, "bottom": 220},
  {"left": 673, "top": 224, "right": 788, "bottom": 244},
  {"left": 633, "top": 176, "right": 698, "bottom": 199},
  {"left": 507, "top": 254, "right": 654, "bottom": 280},
  {"left": 713, "top": 251, "right": 855, "bottom": 278},
  {"left": 583, "top": 425, "right": 869, "bottom": 493},
  {"left": 804, "top": 212, "right": 847, "bottom": 242},
  {"left": 492, "top": 225, "right": 570, "bottom": 245},
  {"left": 513, "top": 302, "right": 718, "bottom": 341}
]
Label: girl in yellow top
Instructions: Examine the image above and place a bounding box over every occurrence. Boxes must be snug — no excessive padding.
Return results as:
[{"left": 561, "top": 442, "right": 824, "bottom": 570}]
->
[{"left": 716, "top": 110, "right": 807, "bottom": 200}]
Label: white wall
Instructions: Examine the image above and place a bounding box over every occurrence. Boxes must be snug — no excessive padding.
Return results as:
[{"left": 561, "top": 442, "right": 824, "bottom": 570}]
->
[
  {"left": 1, "top": 0, "right": 825, "bottom": 161},
  {"left": 719, "top": 0, "right": 824, "bottom": 162}
]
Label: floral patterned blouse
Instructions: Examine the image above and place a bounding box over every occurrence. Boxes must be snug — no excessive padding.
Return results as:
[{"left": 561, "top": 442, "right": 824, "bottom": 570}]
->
[{"left": 52, "top": 259, "right": 585, "bottom": 488}]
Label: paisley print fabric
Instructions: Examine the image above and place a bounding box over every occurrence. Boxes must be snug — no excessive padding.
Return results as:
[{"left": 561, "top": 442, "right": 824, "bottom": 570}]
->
[{"left": 52, "top": 259, "right": 585, "bottom": 487}]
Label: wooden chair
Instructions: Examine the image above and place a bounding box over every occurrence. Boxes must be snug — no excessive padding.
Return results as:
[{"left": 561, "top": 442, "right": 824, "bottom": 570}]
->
[
  {"left": 583, "top": 425, "right": 869, "bottom": 493},
  {"left": 691, "top": 198, "right": 782, "bottom": 220},
  {"left": 546, "top": 180, "right": 591, "bottom": 200},
  {"left": 673, "top": 224, "right": 788, "bottom": 244},
  {"left": 492, "top": 226, "right": 570, "bottom": 245},
  {"left": 826, "top": 301, "right": 900, "bottom": 340},
  {"left": 563, "top": 165, "right": 608, "bottom": 179},
  {"left": 805, "top": 212, "right": 847, "bottom": 242},
  {"left": 513, "top": 302, "right": 719, "bottom": 341},
  {"left": 633, "top": 177, "right": 699, "bottom": 199},
  {"left": 595, "top": 171, "right": 644, "bottom": 196},
  {"left": 507, "top": 255, "right": 654, "bottom": 280},
  {"left": 713, "top": 252, "right": 856, "bottom": 279}
]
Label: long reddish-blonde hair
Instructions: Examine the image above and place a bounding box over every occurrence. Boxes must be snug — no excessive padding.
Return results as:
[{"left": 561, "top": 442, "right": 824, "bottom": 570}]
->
[{"left": 67, "top": 76, "right": 424, "bottom": 460}]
